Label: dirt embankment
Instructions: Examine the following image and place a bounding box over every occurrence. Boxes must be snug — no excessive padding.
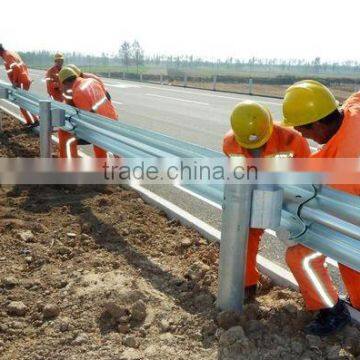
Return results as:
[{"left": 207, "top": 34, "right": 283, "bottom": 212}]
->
[
  {"left": 0, "top": 111, "right": 359, "bottom": 360},
  {"left": 0, "top": 111, "right": 40, "bottom": 158}
]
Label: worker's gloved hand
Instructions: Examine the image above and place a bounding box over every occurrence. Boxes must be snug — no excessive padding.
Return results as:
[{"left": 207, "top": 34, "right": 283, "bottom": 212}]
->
[{"left": 274, "top": 226, "right": 297, "bottom": 248}]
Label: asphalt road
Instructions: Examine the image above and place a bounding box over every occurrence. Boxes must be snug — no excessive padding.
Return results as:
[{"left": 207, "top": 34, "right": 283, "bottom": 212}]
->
[
  {"left": 0, "top": 67, "right": 342, "bottom": 291},
  {"left": 0, "top": 68, "right": 283, "bottom": 150}
]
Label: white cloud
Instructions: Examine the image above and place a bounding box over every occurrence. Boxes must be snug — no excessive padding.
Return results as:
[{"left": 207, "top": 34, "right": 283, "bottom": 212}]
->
[{"left": 1, "top": 0, "right": 359, "bottom": 61}]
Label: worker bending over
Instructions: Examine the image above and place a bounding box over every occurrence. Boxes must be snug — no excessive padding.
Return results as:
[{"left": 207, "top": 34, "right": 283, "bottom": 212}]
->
[
  {"left": 67, "top": 64, "right": 111, "bottom": 100},
  {"left": 0, "top": 44, "right": 39, "bottom": 126},
  {"left": 223, "top": 101, "right": 310, "bottom": 301},
  {"left": 45, "top": 53, "right": 64, "bottom": 102},
  {"left": 58, "top": 67, "right": 118, "bottom": 158},
  {"left": 283, "top": 80, "right": 360, "bottom": 336}
]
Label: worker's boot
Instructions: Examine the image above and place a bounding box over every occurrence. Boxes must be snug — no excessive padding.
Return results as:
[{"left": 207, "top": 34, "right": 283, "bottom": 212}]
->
[
  {"left": 305, "top": 300, "right": 351, "bottom": 336},
  {"left": 24, "top": 120, "right": 39, "bottom": 129}
]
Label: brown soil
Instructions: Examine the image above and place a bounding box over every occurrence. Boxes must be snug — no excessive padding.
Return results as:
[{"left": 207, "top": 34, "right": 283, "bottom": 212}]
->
[
  {"left": 0, "top": 111, "right": 40, "bottom": 158},
  {"left": 0, "top": 111, "right": 359, "bottom": 360}
]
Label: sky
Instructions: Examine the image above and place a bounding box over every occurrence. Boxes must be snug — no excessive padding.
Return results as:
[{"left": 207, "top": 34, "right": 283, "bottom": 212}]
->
[{"left": 1, "top": 0, "right": 359, "bottom": 62}]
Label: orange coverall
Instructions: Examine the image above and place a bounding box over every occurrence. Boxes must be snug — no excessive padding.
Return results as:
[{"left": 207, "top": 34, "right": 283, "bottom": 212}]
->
[
  {"left": 286, "top": 92, "right": 360, "bottom": 311},
  {"left": 58, "top": 77, "right": 118, "bottom": 158},
  {"left": 82, "top": 72, "right": 106, "bottom": 92},
  {"left": 45, "top": 65, "right": 63, "bottom": 102},
  {"left": 2, "top": 51, "right": 39, "bottom": 125},
  {"left": 223, "top": 124, "right": 311, "bottom": 287}
]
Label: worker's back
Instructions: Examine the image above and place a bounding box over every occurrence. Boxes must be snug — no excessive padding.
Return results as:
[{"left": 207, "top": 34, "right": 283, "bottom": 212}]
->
[
  {"left": 72, "top": 77, "right": 118, "bottom": 120},
  {"left": 311, "top": 92, "right": 360, "bottom": 194},
  {"left": 3, "top": 50, "right": 30, "bottom": 86}
]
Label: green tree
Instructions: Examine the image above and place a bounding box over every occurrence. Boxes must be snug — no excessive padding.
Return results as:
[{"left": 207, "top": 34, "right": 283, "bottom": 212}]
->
[
  {"left": 119, "top": 41, "right": 131, "bottom": 70},
  {"left": 131, "top": 40, "right": 144, "bottom": 74}
]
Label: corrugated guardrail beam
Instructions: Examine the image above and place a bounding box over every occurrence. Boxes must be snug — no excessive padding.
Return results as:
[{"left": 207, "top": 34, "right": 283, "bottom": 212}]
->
[{"left": 1, "top": 82, "right": 360, "bottom": 281}]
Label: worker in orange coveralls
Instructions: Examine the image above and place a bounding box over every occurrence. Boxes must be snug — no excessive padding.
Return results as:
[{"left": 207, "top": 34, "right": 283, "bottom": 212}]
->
[
  {"left": 67, "top": 64, "right": 111, "bottom": 100},
  {"left": 282, "top": 80, "right": 360, "bottom": 336},
  {"left": 0, "top": 43, "right": 39, "bottom": 126},
  {"left": 45, "top": 53, "right": 64, "bottom": 102},
  {"left": 58, "top": 66, "right": 118, "bottom": 158},
  {"left": 223, "top": 101, "right": 310, "bottom": 302}
]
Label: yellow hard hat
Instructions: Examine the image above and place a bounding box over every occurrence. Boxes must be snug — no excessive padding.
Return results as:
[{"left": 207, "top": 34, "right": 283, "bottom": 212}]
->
[
  {"left": 230, "top": 101, "right": 273, "bottom": 149},
  {"left": 54, "top": 53, "right": 64, "bottom": 61},
  {"left": 282, "top": 80, "right": 339, "bottom": 127},
  {"left": 67, "top": 64, "right": 82, "bottom": 77},
  {"left": 58, "top": 67, "right": 78, "bottom": 84}
]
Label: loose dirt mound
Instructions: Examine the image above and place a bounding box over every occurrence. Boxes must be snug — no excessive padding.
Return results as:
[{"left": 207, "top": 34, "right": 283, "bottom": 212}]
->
[
  {"left": 0, "top": 111, "right": 359, "bottom": 360},
  {"left": 0, "top": 112, "right": 40, "bottom": 158}
]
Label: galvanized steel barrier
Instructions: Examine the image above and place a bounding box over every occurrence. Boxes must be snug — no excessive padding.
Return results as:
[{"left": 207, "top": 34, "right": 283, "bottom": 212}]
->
[{"left": 1, "top": 82, "right": 360, "bottom": 313}]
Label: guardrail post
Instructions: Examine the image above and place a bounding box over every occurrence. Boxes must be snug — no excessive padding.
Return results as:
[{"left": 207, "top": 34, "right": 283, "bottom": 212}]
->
[
  {"left": 140, "top": 74, "right": 143, "bottom": 82},
  {"left": 217, "top": 182, "right": 253, "bottom": 312},
  {"left": 183, "top": 74, "right": 188, "bottom": 87},
  {"left": 249, "top": 78, "right": 253, "bottom": 95},
  {"left": 0, "top": 88, "right": 9, "bottom": 100},
  {"left": 122, "top": 72, "right": 126, "bottom": 80},
  {"left": 160, "top": 74, "right": 164, "bottom": 85},
  {"left": 212, "top": 75, "right": 217, "bottom": 91},
  {"left": 39, "top": 100, "right": 52, "bottom": 158},
  {"left": 108, "top": 71, "right": 111, "bottom": 78}
]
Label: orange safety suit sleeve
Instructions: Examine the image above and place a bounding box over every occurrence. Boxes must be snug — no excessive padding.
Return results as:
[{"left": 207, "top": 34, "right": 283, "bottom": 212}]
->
[
  {"left": 45, "top": 69, "right": 53, "bottom": 95},
  {"left": 46, "top": 67, "right": 63, "bottom": 101},
  {"left": 3, "top": 53, "right": 18, "bottom": 84},
  {"left": 3, "top": 58, "right": 13, "bottom": 83},
  {"left": 10, "top": 62, "right": 21, "bottom": 85},
  {"left": 72, "top": 80, "right": 95, "bottom": 112},
  {"left": 292, "top": 134, "right": 311, "bottom": 158}
]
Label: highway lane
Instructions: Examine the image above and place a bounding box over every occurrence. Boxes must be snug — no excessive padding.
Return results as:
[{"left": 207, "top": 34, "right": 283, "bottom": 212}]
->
[
  {"left": 0, "top": 67, "right": 283, "bottom": 151},
  {"left": 0, "top": 67, "right": 343, "bottom": 291}
]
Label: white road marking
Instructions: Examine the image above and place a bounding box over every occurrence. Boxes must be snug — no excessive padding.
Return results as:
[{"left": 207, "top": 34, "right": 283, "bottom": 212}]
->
[
  {"left": 1, "top": 99, "right": 20, "bottom": 109},
  {"left": 146, "top": 93, "right": 209, "bottom": 106},
  {"left": 175, "top": 184, "right": 222, "bottom": 210},
  {"left": 0, "top": 69, "right": 281, "bottom": 106},
  {"left": 141, "top": 84, "right": 282, "bottom": 106},
  {"left": 112, "top": 100, "right": 123, "bottom": 105},
  {"left": 105, "top": 83, "right": 140, "bottom": 89},
  {"left": 0, "top": 105, "right": 26, "bottom": 124}
]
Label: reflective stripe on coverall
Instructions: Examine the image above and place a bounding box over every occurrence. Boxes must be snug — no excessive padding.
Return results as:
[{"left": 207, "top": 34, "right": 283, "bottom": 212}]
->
[
  {"left": 286, "top": 92, "right": 360, "bottom": 311},
  {"left": 223, "top": 125, "right": 311, "bottom": 287},
  {"left": 2, "top": 51, "right": 39, "bottom": 125},
  {"left": 58, "top": 77, "right": 118, "bottom": 158}
]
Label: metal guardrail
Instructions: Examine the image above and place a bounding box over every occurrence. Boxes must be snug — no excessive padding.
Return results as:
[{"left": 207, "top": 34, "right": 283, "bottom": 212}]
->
[{"left": 1, "top": 82, "right": 360, "bottom": 312}]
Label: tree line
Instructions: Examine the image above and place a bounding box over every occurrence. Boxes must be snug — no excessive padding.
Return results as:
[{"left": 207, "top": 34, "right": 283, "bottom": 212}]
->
[{"left": 14, "top": 41, "right": 360, "bottom": 76}]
